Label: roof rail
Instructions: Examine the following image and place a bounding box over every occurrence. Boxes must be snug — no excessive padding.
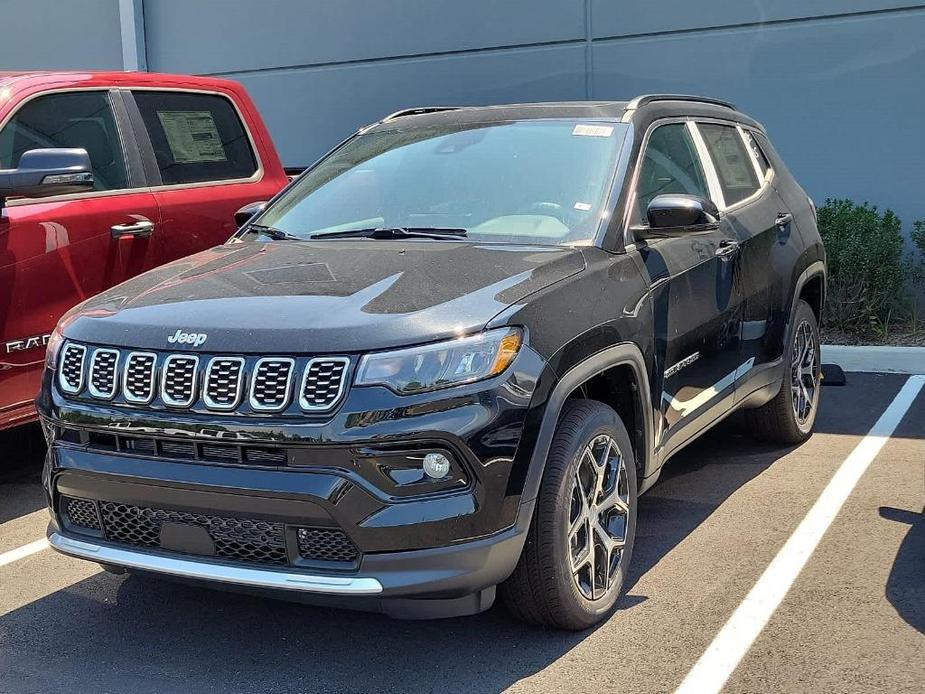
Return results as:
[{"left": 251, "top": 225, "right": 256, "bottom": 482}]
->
[
  {"left": 625, "top": 94, "right": 736, "bottom": 111},
  {"left": 381, "top": 106, "right": 461, "bottom": 122}
]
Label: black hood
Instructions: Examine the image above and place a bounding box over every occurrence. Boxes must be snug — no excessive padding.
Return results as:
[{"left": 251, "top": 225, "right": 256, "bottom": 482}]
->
[{"left": 62, "top": 240, "right": 585, "bottom": 353}]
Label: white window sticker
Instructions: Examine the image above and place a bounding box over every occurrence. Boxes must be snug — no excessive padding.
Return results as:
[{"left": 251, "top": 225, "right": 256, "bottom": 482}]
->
[
  {"left": 157, "top": 110, "right": 227, "bottom": 163},
  {"left": 572, "top": 124, "right": 614, "bottom": 138},
  {"left": 573, "top": 202, "right": 592, "bottom": 211}
]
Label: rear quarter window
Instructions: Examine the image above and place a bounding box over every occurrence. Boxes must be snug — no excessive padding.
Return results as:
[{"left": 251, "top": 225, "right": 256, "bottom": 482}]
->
[
  {"left": 698, "top": 123, "right": 760, "bottom": 206},
  {"left": 132, "top": 91, "right": 257, "bottom": 185}
]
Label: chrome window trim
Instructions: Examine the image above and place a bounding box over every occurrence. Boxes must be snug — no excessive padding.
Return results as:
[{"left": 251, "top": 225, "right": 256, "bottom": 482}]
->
[
  {"left": 687, "top": 121, "right": 726, "bottom": 209},
  {"left": 86, "top": 347, "right": 121, "bottom": 400},
  {"left": 298, "top": 357, "right": 351, "bottom": 412},
  {"left": 57, "top": 343, "right": 87, "bottom": 395},
  {"left": 203, "top": 356, "right": 246, "bottom": 411},
  {"left": 122, "top": 351, "right": 158, "bottom": 404},
  {"left": 249, "top": 357, "right": 296, "bottom": 412},
  {"left": 160, "top": 354, "right": 200, "bottom": 408}
]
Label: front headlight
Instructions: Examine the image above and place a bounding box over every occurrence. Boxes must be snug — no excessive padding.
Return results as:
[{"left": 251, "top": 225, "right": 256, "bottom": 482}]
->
[{"left": 355, "top": 328, "right": 522, "bottom": 395}]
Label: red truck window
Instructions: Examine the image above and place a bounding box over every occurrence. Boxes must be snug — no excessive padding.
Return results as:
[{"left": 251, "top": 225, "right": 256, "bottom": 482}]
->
[
  {"left": 132, "top": 91, "right": 257, "bottom": 185},
  {"left": 0, "top": 91, "right": 128, "bottom": 191}
]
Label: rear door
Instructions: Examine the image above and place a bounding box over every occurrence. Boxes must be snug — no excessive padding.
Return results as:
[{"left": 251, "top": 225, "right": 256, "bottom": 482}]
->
[
  {"left": 630, "top": 121, "right": 745, "bottom": 455},
  {"left": 695, "top": 122, "right": 794, "bottom": 397},
  {"left": 125, "top": 89, "right": 272, "bottom": 266},
  {"left": 0, "top": 89, "right": 158, "bottom": 419}
]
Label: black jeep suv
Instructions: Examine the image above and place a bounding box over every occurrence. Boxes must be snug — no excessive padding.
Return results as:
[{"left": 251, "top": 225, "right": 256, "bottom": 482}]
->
[{"left": 38, "top": 95, "right": 825, "bottom": 630}]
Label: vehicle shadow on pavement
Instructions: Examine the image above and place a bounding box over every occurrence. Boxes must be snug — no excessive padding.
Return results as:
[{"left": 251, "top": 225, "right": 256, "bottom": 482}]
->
[{"left": 879, "top": 505, "right": 924, "bottom": 634}]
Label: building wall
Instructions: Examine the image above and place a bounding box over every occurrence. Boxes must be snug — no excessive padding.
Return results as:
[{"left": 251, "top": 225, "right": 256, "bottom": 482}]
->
[
  {"left": 1, "top": 0, "right": 923, "bottom": 234},
  {"left": 0, "top": 0, "right": 123, "bottom": 71}
]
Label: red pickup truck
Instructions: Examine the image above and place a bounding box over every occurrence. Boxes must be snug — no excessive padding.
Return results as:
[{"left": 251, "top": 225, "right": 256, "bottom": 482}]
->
[{"left": 0, "top": 71, "right": 289, "bottom": 430}]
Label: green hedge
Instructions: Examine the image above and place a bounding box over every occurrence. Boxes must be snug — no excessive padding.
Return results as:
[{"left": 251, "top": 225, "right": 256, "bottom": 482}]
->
[{"left": 817, "top": 199, "right": 923, "bottom": 333}]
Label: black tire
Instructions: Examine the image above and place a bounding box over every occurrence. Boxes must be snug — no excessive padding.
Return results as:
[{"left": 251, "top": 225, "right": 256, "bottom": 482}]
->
[
  {"left": 745, "top": 299, "right": 821, "bottom": 444},
  {"left": 500, "top": 399, "right": 637, "bottom": 630}
]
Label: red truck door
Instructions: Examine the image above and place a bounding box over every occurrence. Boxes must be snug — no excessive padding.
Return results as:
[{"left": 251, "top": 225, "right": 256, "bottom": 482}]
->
[
  {"left": 124, "top": 89, "right": 282, "bottom": 265},
  {"left": 0, "top": 90, "right": 158, "bottom": 426}
]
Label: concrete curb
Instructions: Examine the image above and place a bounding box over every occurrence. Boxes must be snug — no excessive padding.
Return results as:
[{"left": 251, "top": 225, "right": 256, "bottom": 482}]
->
[{"left": 822, "top": 344, "right": 925, "bottom": 374}]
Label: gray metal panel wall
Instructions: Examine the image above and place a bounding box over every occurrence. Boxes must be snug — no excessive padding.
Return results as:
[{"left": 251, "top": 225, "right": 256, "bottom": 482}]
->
[{"left": 0, "top": 0, "right": 123, "bottom": 70}]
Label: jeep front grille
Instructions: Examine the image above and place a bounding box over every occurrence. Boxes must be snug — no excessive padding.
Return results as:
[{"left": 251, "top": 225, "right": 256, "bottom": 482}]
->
[
  {"left": 297, "top": 527, "right": 359, "bottom": 564},
  {"left": 58, "top": 343, "right": 87, "bottom": 394},
  {"left": 161, "top": 355, "right": 199, "bottom": 407},
  {"left": 57, "top": 343, "right": 350, "bottom": 415},
  {"left": 123, "top": 352, "right": 157, "bottom": 403},
  {"left": 300, "top": 358, "right": 350, "bottom": 410},
  {"left": 203, "top": 357, "right": 245, "bottom": 410},
  {"left": 87, "top": 348, "right": 120, "bottom": 399},
  {"left": 250, "top": 358, "right": 295, "bottom": 411}
]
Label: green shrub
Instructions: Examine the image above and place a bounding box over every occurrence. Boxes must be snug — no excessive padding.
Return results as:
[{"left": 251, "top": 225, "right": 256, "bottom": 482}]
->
[{"left": 816, "top": 199, "right": 914, "bottom": 332}]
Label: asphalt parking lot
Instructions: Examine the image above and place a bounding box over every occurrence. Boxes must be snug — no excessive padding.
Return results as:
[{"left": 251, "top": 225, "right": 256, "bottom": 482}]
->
[{"left": 1, "top": 372, "right": 922, "bottom": 694}]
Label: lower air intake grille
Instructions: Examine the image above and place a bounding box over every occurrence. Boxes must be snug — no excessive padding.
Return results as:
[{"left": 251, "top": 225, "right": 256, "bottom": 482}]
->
[
  {"left": 100, "top": 502, "right": 288, "bottom": 566},
  {"left": 297, "top": 527, "right": 360, "bottom": 565},
  {"left": 63, "top": 497, "right": 101, "bottom": 530},
  {"left": 300, "top": 358, "right": 349, "bottom": 410}
]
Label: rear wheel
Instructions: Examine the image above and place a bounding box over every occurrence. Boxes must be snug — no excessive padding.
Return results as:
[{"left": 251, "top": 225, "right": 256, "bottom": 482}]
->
[
  {"left": 745, "top": 299, "right": 821, "bottom": 443},
  {"left": 501, "top": 399, "right": 637, "bottom": 630}
]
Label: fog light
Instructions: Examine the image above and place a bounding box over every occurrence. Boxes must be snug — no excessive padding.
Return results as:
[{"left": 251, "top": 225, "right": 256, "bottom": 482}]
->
[{"left": 422, "top": 452, "right": 451, "bottom": 479}]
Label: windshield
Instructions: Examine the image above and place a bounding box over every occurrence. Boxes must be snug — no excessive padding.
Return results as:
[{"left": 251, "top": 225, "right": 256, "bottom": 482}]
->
[{"left": 253, "top": 119, "right": 629, "bottom": 246}]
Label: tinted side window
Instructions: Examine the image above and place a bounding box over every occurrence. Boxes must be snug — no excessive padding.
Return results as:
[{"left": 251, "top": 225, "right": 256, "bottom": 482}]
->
[
  {"left": 636, "top": 123, "right": 709, "bottom": 221},
  {"left": 133, "top": 91, "right": 257, "bottom": 185},
  {"left": 698, "top": 123, "right": 759, "bottom": 206},
  {"left": 0, "top": 91, "right": 128, "bottom": 191}
]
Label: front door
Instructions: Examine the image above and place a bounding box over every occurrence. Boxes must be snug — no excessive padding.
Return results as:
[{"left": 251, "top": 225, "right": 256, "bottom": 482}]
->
[
  {"left": 0, "top": 90, "right": 158, "bottom": 422},
  {"left": 630, "top": 121, "right": 745, "bottom": 454}
]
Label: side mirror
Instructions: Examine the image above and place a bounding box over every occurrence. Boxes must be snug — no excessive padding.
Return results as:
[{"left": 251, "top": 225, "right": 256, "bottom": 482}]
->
[
  {"left": 0, "top": 148, "right": 94, "bottom": 204},
  {"left": 235, "top": 201, "right": 268, "bottom": 228},
  {"left": 645, "top": 194, "right": 719, "bottom": 232}
]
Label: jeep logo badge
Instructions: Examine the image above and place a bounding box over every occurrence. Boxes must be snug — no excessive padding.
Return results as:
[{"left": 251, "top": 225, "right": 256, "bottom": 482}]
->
[{"left": 167, "top": 329, "right": 208, "bottom": 347}]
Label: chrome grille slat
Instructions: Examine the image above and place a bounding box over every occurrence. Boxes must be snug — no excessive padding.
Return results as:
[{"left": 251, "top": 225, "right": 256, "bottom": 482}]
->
[
  {"left": 58, "top": 343, "right": 87, "bottom": 394},
  {"left": 87, "top": 348, "right": 120, "bottom": 399},
  {"left": 249, "top": 358, "right": 295, "bottom": 411},
  {"left": 299, "top": 357, "right": 350, "bottom": 411},
  {"left": 203, "top": 357, "right": 245, "bottom": 410},
  {"left": 161, "top": 354, "right": 199, "bottom": 407},
  {"left": 123, "top": 352, "right": 157, "bottom": 404}
]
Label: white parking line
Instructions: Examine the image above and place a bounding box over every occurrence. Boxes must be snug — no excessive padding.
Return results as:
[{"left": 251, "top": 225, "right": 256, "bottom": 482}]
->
[
  {"left": 676, "top": 374, "right": 925, "bottom": 694},
  {"left": 0, "top": 538, "right": 49, "bottom": 568}
]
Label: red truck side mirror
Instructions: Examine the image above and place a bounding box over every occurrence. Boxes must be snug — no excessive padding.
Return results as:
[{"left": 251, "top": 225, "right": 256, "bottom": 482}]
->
[{"left": 0, "top": 148, "right": 94, "bottom": 206}]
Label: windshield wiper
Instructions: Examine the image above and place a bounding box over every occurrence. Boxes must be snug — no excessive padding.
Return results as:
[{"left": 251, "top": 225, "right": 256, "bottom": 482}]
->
[
  {"left": 245, "top": 224, "right": 301, "bottom": 241},
  {"left": 310, "top": 226, "right": 468, "bottom": 240}
]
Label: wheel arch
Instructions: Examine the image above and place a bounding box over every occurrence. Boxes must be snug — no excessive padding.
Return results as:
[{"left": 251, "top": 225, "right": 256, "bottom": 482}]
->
[{"left": 521, "top": 342, "right": 654, "bottom": 507}]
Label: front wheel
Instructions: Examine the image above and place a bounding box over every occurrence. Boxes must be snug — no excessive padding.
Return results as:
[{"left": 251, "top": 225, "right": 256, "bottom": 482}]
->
[
  {"left": 745, "top": 299, "right": 821, "bottom": 443},
  {"left": 500, "top": 400, "right": 637, "bottom": 630}
]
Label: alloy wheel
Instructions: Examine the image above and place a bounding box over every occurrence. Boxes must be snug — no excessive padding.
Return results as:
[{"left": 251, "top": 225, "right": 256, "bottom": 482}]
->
[
  {"left": 790, "top": 319, "right": 820, "bottom": 425},
  {"left": 567, "top": 434, "right": 630, "bottom": 601}
]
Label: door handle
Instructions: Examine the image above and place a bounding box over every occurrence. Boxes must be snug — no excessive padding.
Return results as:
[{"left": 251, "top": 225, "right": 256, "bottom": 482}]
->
[
  {"left": 714, "top": 239, "right": 740, "bottom": 259},
  {"left": 776, "top": 212, "right": 794, "bottom": 228},
  {"left": 111, "top": 220, "right": 154, "bottom": 239}
]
